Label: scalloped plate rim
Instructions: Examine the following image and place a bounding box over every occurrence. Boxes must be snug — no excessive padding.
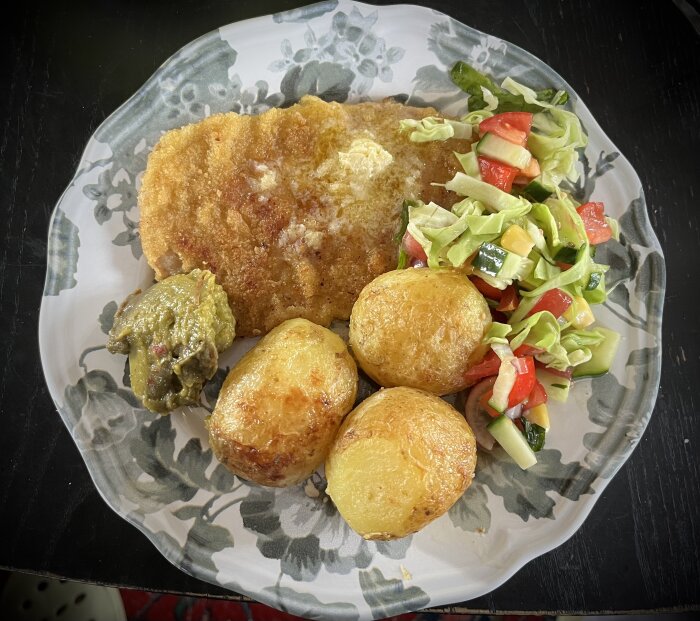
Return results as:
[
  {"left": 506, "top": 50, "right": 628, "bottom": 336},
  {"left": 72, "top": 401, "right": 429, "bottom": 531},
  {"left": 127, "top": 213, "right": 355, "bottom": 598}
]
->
[{"left": 38, "top": 0, "right": 665, "bottom": 615}]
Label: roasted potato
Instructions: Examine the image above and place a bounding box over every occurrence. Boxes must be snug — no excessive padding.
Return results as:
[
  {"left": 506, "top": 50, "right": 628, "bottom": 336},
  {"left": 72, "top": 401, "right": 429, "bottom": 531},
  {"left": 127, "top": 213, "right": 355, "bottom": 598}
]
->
[
  {"left": 349, "top": 268, "right": 491, "bottom": 395},
  {"left": 207, "top": 318, "right": 358, "bottom": 487},
  {"left": 325, "top": 386, "right": 477, "bottom": 540}
]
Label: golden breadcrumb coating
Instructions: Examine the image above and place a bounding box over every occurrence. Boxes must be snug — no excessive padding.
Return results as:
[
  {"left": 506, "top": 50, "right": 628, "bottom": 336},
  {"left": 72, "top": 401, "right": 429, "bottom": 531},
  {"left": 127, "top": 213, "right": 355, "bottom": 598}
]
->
[{"left": 139, "top": 95, "right": 468, "bottom": 336}]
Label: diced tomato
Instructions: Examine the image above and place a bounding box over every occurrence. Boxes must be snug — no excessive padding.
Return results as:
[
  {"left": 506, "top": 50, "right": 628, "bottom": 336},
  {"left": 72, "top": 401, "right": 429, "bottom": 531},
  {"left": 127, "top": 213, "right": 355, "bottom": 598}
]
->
[
  {"left": 524, "top": 380, "right": 548, "bottom": 410},
  {"left": 577, "top": 201, "right": 613, "bottom": 245},
  {"left": 478, "top": 157, "right": 519, "bottom": 192},
  {"left": 402, "top": 231, "right": 427, "bottom": 262},
  {"left": 556, "top": 261, "right": 573, "bottom": 271},
  {"left": 494, "top": 112, "right": 534, "bottom": 134},
  {"left": 496, "top": 285, "right": 520, "bottom": 312},
  {"left": 513, "top": 344, "right": 544, "bottom": 357},
  {"left": 479, "top": 389, "right": 500, "bottom": 418},
  {"left": 535, "top": 360, "right": 573, "bottom": 378},
  {"left": 479, "top": 112, "right": 534, "bottom": 146},
  {"left": 470, "top": 275, "right": 504, "bottom": 301},
  {"left": 526, "top": 288, "right": 573, "bottom": 319},
  {"left": 464, "top": 349, "right": 501, "bottom": 384},
  {"left": 508, "top": 356, "right": 536, "bottom": 407}
]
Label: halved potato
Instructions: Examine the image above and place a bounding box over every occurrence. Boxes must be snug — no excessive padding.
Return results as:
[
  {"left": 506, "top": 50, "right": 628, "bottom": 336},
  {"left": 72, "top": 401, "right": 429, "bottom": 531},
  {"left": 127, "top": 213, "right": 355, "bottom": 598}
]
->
[
  {"left": 349, "top": 268, "right": 491, "bottom": 395},
  {"left": 208, "top": 318, "right": 358, "bottom": 487},
  {"left": 325, "top": 386, "right": 477, "bottom": 539}
]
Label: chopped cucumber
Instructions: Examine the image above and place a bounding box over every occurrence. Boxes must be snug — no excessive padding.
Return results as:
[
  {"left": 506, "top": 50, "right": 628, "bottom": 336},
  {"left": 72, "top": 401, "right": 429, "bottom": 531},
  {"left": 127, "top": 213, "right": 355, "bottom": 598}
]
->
[
  {"left": 572, "top": 327, "right": 621, "bottom": 378},
  {"left": 585, "top": 271, "right": 602, "bottom": 290},
  {"left": 522, "top": 419, "right": 546, "bottom": 452},
  {"left": 583, "top": 271, "right": 606, "bottom": 304},
  {"left": 522, "top": 178, "right": 554, "bottom": 202},
  {"left": 487, "top": 416, "right": 538, "bottom": 469},
  {"left": 445, "top": 172, "right": 527, "bottom": 212},
  {"left": 472, "top": 242, "right": 533, "bottom": 281},
  {"left": 476, "top": 132, "right": 532, "bottom": 169},
  {"left": 554, "top": 246, "right": 578, "bottom": 265},
  {"left": 536, "top": 368, "right": 571, "bottom": 402},
  {"left": 472, "top": 242, "right": 507, "bottom": 276}
]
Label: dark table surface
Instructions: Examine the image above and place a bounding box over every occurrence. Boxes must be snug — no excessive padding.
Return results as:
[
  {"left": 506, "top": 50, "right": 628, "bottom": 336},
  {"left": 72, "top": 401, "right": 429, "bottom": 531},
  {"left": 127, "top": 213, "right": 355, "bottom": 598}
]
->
[{"left": 2, "top": 0, "right": 699, "bottom": 615}]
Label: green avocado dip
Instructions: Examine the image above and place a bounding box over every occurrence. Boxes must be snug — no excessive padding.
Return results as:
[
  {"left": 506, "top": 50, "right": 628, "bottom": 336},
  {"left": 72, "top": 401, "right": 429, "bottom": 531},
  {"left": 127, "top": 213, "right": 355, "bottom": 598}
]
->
[{"left": 107, "top": 269, "right": 236, "bottom": 413}]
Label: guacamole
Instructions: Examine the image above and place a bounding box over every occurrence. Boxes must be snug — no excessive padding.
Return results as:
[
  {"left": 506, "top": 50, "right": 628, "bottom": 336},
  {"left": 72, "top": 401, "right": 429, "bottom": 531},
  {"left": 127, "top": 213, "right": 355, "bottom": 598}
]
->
[{"left": 107, "top": 269, "right": 236, "bottom": 413}]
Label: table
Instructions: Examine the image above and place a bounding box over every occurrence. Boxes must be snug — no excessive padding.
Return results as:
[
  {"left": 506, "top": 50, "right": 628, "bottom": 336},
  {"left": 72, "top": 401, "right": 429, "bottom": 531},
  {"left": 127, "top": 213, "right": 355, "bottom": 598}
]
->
[{"left": 1, "top": 0, "right": 698, "bottom": 615}]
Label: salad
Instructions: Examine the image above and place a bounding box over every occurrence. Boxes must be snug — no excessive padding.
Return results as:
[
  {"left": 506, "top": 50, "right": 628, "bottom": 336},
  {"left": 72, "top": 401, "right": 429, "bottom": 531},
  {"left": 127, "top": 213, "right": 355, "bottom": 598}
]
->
[{"left": 398, "top": 62, "right": 621, "bottom": 470}]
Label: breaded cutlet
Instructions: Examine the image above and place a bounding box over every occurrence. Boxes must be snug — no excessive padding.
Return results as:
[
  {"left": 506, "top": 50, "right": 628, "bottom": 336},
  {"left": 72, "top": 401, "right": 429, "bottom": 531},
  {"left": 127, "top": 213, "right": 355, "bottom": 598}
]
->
[{"left": 138, "top": 95, "right": 469, "bottom": 336}]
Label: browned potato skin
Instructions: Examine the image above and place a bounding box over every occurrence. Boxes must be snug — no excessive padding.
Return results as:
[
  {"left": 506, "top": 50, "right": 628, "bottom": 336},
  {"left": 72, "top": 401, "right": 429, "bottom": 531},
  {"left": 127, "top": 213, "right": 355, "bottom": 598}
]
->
[
  {"left": 325, "top": 387, "right": 477, "bottom": 540},
  {"left": 207, "top": 318, "right": 358, "bottom": 487},
  {"left": 349, "top": 268, "right": 491, "bottom": 395}
]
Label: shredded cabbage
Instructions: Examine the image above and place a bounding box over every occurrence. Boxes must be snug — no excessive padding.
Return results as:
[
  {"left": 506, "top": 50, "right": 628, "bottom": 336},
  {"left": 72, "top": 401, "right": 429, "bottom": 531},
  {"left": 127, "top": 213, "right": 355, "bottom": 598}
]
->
[
  {"left": 502, "top": 311, "right": 607, "bottom": 371},
  {"left": 560, "top": 328, "right": 605, "bottom": 367},
  {"left": 533, "top": 255, "right": 562, "bottom": 282},
  {"left": 528, "top": 109, "right": 588, "bottom": 184},
  {"left": 525, "top": 221, "right": 556, "bottom": 263},
  {"left": 405, "top": 199, "right": 532, "bottom": 269},
  {"left": 483, "top": 322, "right": 512, "bottom": 346},
  {"left": 531, "top": 203, "right": 563, "bottom": 253},
  {"left": 506, "top": 312, "right": 577, "bottom": 371},
  {"left": 454, "top": 151, "right": 481, "bottom": 178},
  {"left": 520, "top": 246, "right": 591, "bottom": 299},
  {"left": 399, "top": 117, "right": 472, "bottom": 143},
  {"left": 510, "top": 312, "right": 563, "bottom": 353},
  {"left": 501, "top": 77, "right": 567, "bottom": 110},
  {"left": 498, "top": 76, "right": 587, "bottom": 184},
  {"left": 445, "top": 172, "right": 531, "bottom": 212},
  {"left": 461, "top": 110, "right": 494, "bottom": 124},
  {"left": 607, "top": 216, "right": 620, "bottom": 241},
  {"left": 480, "top": 86, "right": 499, "bottom": 111},
  {"left": 405, "top": 202, "right": 457, "bottom": 266}
]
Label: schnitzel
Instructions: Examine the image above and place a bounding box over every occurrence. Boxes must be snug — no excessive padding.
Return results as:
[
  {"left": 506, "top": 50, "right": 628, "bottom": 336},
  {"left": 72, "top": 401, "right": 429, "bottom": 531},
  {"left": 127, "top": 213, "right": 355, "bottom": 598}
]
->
[
  {"left": 138, "top": 95, "right": 468, "bottom": 336},
  {"left": 139, "top": 96, "right": 467, "bottom": 336}
]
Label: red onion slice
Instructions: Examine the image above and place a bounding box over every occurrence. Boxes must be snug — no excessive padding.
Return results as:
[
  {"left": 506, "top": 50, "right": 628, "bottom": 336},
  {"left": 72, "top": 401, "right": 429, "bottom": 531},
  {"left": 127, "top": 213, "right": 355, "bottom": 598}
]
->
[
  {"left": 464, "top": 376, "right": 497, "bottom": 451},
  {"left": 504, "top": 403, "right": 523, "bottom": 420}
]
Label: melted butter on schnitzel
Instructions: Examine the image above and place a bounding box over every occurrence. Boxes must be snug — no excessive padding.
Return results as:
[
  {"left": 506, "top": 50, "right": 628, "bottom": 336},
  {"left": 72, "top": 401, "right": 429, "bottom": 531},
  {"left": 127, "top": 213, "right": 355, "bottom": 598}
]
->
[{"left": 139, "top": 95, "right": 469, "bottom": 336}]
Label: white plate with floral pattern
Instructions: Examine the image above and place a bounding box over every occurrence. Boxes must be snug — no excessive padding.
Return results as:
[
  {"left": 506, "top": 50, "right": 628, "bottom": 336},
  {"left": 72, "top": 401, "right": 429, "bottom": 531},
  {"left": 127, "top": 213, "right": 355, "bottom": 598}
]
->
[{"left": 39, "top": 1, "right": 665, "bottom": 619}]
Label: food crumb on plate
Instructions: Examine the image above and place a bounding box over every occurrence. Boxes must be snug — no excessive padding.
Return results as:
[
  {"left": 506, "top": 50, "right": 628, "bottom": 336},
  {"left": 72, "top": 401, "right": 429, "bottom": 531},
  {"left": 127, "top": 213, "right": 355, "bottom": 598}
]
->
[{"left": 304, "top": 479, "right": 320, "bottom": 498}]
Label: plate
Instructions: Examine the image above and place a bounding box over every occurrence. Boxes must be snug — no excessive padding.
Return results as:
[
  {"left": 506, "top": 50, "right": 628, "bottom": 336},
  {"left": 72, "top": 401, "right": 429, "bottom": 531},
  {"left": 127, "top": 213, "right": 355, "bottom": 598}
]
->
[{"left": 39, "top": 1, "right": 665, "bottom": 619}]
